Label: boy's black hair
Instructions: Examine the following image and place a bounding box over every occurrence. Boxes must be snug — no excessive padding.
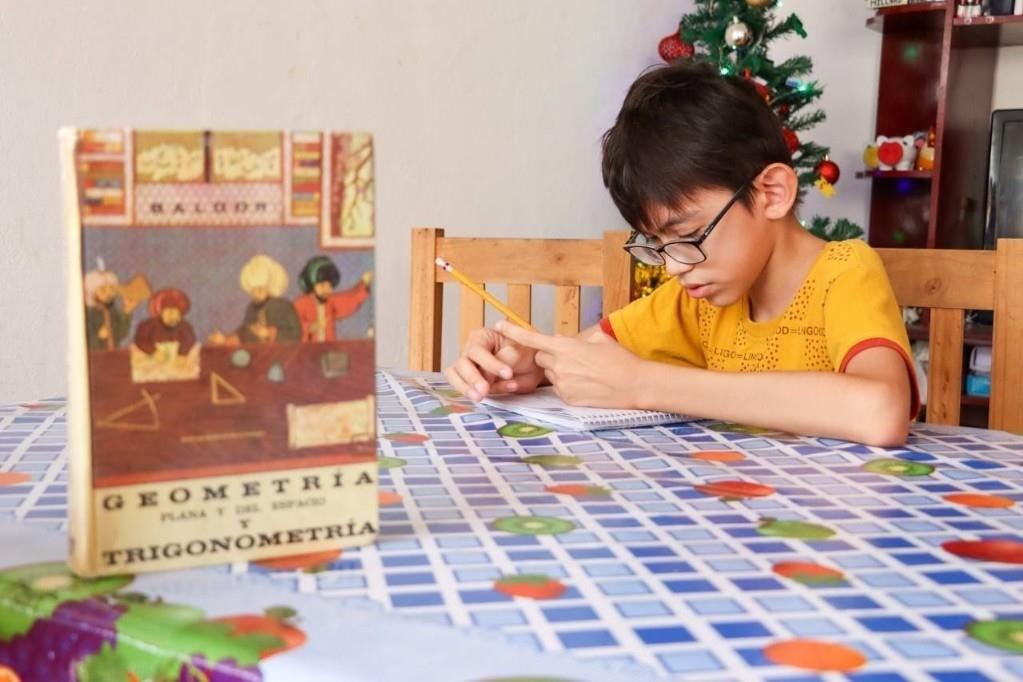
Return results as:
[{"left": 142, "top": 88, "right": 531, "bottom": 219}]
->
[
  {"left": 298, "top": 255, "right": 341, "bottom": 293},
  {"left": 601, "top": 60, "right": 792, "bottom": 235}
]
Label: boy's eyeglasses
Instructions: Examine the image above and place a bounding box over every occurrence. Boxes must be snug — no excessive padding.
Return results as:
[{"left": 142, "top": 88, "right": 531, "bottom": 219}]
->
[{"left": 623, "top": 180, "right": 750, "bottom": 266}]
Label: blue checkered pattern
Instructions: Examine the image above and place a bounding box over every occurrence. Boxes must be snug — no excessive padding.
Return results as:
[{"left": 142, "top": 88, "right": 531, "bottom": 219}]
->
[{"left": 3, "top": 373, "right": 1023, "bottom": 680}]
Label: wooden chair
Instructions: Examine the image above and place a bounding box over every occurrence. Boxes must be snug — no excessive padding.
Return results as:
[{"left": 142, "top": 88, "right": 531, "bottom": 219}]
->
[
  {"left": 409, "top": 228, "right": 631, "bottom": 372},
  {"left": 877, "top": 239, "right": 1023, "bottom": 433},
  {"left": 409, "top": 228, "right": 1022, "bottom": 434}
]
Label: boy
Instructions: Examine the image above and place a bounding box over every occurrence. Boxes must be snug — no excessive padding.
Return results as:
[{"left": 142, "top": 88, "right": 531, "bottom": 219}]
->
[{"left": 444, "top": 61, "right": 917, "bottom": 446}]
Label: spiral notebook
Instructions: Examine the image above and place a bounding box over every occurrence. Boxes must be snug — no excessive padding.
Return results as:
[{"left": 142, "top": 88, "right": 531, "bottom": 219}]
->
[{"left": 482, "top": 388, "right": 688, "bottom": 432}]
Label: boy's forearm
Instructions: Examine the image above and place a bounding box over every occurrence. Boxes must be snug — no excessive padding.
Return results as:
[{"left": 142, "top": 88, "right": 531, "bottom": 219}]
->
[{"left": 633, "top": 361, "right": 909, "bottom": 447}]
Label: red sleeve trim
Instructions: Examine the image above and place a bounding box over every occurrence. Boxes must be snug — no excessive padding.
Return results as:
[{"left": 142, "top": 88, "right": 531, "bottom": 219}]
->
[
  {"left": 839, "top": 337, "right": 921, "bottom": 420},
  {"left": 599, "top": 316, "right": 617, "bottom": 340}
]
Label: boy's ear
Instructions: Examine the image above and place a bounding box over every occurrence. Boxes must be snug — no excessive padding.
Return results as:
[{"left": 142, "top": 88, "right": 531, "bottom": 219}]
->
[{"left": 755, "top": 163, "right": 799, "bottom": 220}]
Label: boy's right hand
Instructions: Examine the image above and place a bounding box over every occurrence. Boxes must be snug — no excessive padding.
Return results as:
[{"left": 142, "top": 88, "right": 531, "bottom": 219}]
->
[{"left": 444, "top": 326, "right": 546, "bottom": 401}]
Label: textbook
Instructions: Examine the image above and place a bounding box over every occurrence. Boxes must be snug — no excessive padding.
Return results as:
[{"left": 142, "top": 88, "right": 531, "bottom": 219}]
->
[
  {"left": 61, "top": 128, "right": 378, "bottom": 575},
  {"left": 483, "top": 387, "right": 688, "bottom": 431}
]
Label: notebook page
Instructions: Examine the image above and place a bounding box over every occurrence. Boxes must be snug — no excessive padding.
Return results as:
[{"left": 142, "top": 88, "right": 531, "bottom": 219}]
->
[{"left": 483, "top": 388, "right": 684, "bottom": 430}]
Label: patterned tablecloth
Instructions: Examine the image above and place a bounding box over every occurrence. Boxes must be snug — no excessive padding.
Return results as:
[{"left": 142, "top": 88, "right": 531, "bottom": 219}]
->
[{"left": 3, "top": 370, "right": 1023, "bottom": 681}]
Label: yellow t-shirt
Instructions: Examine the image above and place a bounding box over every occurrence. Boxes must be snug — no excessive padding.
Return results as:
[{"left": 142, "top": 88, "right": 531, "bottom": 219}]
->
[{"left": 603, "top": 239, "right": 919, "bottom": 416}]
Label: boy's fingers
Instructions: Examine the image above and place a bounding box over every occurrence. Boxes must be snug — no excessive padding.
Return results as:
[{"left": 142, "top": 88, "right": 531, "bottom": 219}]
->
[
  {"left": 494, "top": 344, "right": 524, "bottom": 368},
  {"left": 495, "top": 321, "right": 557, "bottom": 352},
  {"left": 466, "top": 345, "right": 513, "bottom": 380},
  {"left": 450, "top": 356, "right": 489, "bottom": 399},
  {"left": 535, "top": 350, "right": 555, "bottom": 369},
  {"left": 443, "top": 367, "right": 475, "bottom": 399},
  {"left": 489, "top": 379, "right": 522, "bottom": 394}
]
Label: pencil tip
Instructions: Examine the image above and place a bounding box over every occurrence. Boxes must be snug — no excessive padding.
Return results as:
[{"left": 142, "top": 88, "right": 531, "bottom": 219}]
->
[{"left": 434, "top": 257, "right": 450, "bottom": 270}]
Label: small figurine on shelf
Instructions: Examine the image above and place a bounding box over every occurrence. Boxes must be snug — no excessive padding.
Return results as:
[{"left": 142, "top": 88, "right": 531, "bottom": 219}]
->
[
  {"left": 915, "top": 127, "right": 936, "bottom": 172},
  {"left": 875, "top": 134, "right": 918, "bottom": 171},
  {"left": 863, "top": 142, "right": 880, "bottom": 171},
  {"left": 956, "top": 0, "right": 982, "bottom": 19}
]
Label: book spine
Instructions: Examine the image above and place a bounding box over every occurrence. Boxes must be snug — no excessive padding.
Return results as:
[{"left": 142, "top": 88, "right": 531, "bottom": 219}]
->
[{"left": 60, "top": 128, "right": 97, "bottom": 575}]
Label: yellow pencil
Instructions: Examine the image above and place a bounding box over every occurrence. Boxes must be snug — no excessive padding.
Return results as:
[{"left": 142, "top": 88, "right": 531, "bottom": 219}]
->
[{"left": 434, "top": 257, "right": 536, "bottom": 331}]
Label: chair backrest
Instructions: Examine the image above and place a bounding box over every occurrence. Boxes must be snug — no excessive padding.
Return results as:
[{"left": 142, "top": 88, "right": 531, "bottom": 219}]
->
[
  {"left": 408, "top": 229, "right": 1022, "bottom": 434},
  {"left": 876, "top": 239, "right": 1022, "bottom": 433},
  {"left": 409, "top": 227, "right": 631, "bottom": 372}
]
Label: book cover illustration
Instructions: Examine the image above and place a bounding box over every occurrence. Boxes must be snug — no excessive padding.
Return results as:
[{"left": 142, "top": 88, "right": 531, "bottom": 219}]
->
[{"left": 62, "top": 129, "right": 379, "bottom": 576}]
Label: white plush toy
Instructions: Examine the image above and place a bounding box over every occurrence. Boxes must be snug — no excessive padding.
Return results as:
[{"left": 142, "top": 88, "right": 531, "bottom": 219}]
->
[{"left": 875, "top": 134, "right": 919, "bottom": 172}]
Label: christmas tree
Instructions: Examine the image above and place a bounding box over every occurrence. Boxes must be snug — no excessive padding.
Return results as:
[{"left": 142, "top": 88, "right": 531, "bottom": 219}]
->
[{"left": 635, "top": 0, "right": 863, "bottom": 297}]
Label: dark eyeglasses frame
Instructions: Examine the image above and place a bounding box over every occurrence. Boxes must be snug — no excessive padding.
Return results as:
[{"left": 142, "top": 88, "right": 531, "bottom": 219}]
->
[{"left": 623, "top": 179, "right": 752, "bottom": 266}]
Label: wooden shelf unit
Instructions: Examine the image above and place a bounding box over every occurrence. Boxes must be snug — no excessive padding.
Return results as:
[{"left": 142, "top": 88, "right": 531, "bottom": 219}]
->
[
  {"left": 867, "top": 2, "right": 947, "bottom": 33},
  {"left": 864, "top": 3, "right": 1020, "bottom": 250},
  {"left": 863, "top": 4, "right": 1019, "bottom": 426},
  {"left": 855, "top": 169, "right": 934, "bottom": 180},
  {"left": 952, "top": 14, "right": 1023, "bottom": 47}
]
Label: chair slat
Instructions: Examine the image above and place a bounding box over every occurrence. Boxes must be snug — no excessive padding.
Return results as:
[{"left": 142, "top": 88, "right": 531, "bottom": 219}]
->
[
  {"left": 877, "top": 248, "right": 996, "bottom": 310},
  {"left": 436, "top": 238, "right": 603, "bottom": 286},
  {"left": 926, "top": 308, "right": 965, "bottom": 426},
  {"left": 507, "top": 284, "right": 532, "bottom": 326},
  {"left": 602, "top": 230, "right": 632, "bottom": 316},
  {"left": 409, "top": 228, "right": 445, "bottom": 371},
  {"left": 990, "top": 239, "right": 1023, "bottom": 433},
  {"left": 554, "top": 286, "right": 581, "bottom": 336},
  {"left": 459, "top": 286, "right": 485, "bottom": 353}
]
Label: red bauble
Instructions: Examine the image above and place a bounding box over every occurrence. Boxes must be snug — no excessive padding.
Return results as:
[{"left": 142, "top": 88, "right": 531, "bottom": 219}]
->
[
  {"left": 816, "top": 158, "right": 840, "bottom": 184},
  {"left": 781, "top": 127, "right": 800, "bottom": 154},
  {"left": 741, "top": 69, "right": 772, "bottom": 103},
  {"left": 776, "top": 103, "right": 790, "bottom": 118},
  {"left": 658, "top": 33, "right": 694, "bottom": 62}
]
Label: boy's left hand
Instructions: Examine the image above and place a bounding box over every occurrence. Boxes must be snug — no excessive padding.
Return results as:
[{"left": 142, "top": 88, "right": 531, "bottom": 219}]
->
[{"left": 495, "top": 321, "right": 645, "bottom": 409}]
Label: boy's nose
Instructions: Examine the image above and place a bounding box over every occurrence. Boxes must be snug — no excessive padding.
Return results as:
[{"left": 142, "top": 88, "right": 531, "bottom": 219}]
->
[{"left": 663, "top": 257, "right": 695, "bottom": 278}]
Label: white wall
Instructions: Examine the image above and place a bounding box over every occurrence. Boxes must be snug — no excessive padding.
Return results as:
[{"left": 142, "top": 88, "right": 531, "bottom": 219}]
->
[
  {"left": 0, "top": 0, "right": 883, "bottom": 402},
  {"left": 994, "top": 46, "right": 1023, "bottom": 109}
]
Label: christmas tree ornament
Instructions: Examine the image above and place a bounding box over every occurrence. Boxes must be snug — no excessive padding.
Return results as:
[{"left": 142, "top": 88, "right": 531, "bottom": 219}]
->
[
  {"left": 742, "top": 69, "right": 772, "bottom": 102},
  {"left": 776, "top": 103, "right": 791, "bottom": 118},
  {"left": 816, "top": 157, "right": 840, "bottom": 185},
  {"left": 724, "top": 18, "right": 753, "bottom": 48},
  {"left": 658, "top": 33, "right": 694, "bottom": 62},
  {"left": 747, "top": 0, "right": 774, "bottom": 7},
  {"left": 781, "top": 127, "right": 800, "bottom": 154},
  {"left": 814, "top": 178, "right": 836, "bottom": 198}
]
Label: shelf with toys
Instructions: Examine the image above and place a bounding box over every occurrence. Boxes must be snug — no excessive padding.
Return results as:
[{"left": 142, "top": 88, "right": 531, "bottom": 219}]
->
[
  {"left": 864, "top": 0, "right": 1019, "bottom": 249},
  {"left": 863, "top": 0, "right": 1019, "bottom": 426},
  {"left": 855, "top": 170, "right": 933, "bottom": 179},
  {"left": 951, "top": 13, "right": 1023, "bottom": 47}
]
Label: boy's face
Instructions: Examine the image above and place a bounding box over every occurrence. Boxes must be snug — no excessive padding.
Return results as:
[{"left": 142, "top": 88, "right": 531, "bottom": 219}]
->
[{"left": 646, "top": 187, "right": 772, "bottom": 308}]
